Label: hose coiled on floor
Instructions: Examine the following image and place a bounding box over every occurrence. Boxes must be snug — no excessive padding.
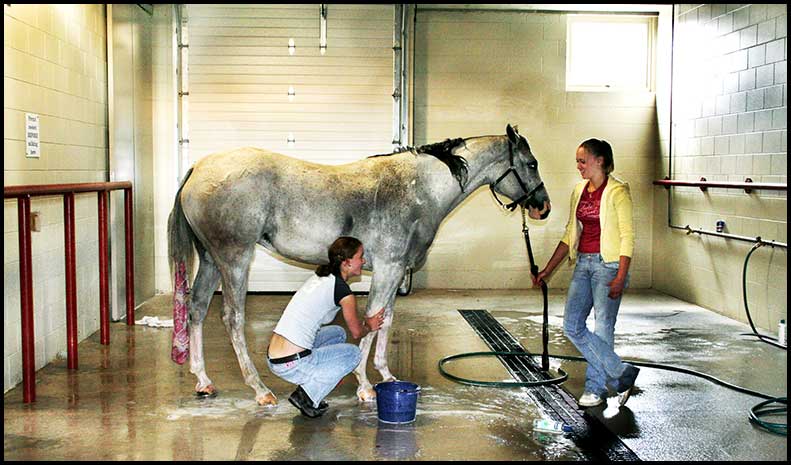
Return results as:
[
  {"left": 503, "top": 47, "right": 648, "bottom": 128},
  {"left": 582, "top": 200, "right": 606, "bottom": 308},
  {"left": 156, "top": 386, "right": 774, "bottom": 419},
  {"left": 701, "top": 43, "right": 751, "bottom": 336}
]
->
[
  {"left": 440, "top": 228, "right": 786, "bottom": 436},
  {"left": 739, "top": 241, "right": 787, "bottom": 435},
  {"left": 741, "top": 242, "right": 785, "bottom": 349}
]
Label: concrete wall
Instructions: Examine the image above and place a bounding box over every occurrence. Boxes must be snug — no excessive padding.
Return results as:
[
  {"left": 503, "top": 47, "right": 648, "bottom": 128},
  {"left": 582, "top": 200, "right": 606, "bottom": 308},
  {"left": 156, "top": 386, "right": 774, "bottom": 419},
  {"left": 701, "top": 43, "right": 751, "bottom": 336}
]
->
[
  {"left": 652, "top": 4, "right": 787, "bottom": 332},
  {"left": 412, "top": 8, "right": 665, "bottom": 290}
]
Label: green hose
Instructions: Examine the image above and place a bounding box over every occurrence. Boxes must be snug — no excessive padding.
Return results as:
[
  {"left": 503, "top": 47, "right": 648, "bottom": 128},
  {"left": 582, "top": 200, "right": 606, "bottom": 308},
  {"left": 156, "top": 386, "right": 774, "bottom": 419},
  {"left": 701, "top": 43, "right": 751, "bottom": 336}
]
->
[
  {"left": 441, "top": 351, "right": 778, "bottom": 399},
  {"left": 438, "top": 351, "right": 567, "bottom": 387},
  {"left": 741, "top": 242, "right": 784, "bottom": 348},
  {"left": 740, "top": 241, "right": 787, "bottom": 435},
  {"left": 440, "top": 350, "right": 786, "bottom": 435},
  {"left": 749, "top": 397, "right": 788, "bottom": 436}
]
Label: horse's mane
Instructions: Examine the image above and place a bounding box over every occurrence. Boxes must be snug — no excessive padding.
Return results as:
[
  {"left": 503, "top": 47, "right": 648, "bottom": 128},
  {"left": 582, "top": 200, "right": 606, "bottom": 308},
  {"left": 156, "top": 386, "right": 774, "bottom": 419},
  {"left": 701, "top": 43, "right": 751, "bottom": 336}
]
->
[{"left": 368, "top": 138, "right": 469, "bottom": 191}]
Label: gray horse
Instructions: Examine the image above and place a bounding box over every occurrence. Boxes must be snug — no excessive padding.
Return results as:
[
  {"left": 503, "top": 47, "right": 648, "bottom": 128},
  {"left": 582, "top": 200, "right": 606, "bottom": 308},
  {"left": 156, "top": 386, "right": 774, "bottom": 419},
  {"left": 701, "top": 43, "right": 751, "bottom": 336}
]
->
[{"left": 168, "top": 124, "right": 551, "bottom": 406}]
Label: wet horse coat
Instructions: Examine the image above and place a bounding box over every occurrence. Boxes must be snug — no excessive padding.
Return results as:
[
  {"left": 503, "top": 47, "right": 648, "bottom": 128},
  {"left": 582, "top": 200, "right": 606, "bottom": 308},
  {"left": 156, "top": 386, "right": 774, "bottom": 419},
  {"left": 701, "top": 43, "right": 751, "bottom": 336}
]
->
[{"left": 168, "top": 124, "right": 551, "bottom": 405}]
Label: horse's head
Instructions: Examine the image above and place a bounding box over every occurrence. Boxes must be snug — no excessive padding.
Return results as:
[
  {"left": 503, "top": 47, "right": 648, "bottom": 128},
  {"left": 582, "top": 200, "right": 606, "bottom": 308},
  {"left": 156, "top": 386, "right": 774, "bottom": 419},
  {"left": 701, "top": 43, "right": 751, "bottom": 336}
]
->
[{"left": 489, "top": 124, "right": 551, "bottom": 220}]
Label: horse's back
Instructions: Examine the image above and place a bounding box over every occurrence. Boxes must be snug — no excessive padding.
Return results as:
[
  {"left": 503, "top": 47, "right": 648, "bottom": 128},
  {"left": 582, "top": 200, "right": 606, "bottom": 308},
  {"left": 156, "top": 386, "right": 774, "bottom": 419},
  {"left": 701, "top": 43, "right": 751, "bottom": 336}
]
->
[
  {"left": 184, "top": 147, "right": 334, "bottom": 203},
  {"left": 179, "top": 147, "right": 415, "bottom": 257},
  {"left": 185, "top": 147, "right": 417, "bottom": 203},
  {"left": 189, "top": 147, "right": 289, "bottom": 184}
]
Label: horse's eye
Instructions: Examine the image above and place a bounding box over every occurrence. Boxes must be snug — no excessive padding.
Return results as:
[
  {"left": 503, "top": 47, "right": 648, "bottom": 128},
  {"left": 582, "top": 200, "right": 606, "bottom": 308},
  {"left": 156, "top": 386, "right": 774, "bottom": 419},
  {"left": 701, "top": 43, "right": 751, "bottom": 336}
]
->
[{"left": 527, "top": 161, "right": 537, "bottom": 170}]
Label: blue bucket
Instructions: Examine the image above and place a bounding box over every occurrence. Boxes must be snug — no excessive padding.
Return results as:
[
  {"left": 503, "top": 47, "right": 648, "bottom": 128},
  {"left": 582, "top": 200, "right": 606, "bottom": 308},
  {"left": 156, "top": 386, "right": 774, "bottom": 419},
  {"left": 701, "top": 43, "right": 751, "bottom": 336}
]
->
[{"left": 374, "top": 381, "right": 420, "bottom": 424}]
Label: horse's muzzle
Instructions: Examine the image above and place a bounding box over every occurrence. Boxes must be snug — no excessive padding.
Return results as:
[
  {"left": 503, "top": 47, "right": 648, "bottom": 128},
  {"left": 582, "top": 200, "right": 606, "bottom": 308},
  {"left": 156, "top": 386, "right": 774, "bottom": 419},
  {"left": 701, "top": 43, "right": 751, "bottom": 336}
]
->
[{"left": 528, "top": 200, "right": 551, "bottom": 220}]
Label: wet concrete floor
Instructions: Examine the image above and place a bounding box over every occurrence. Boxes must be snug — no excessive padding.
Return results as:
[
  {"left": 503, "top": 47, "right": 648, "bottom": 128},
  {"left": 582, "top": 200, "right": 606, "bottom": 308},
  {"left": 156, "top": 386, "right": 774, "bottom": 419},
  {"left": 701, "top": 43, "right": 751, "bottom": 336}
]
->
[{"left": 4, "top": 289, "right": 787, "bottom": 460}]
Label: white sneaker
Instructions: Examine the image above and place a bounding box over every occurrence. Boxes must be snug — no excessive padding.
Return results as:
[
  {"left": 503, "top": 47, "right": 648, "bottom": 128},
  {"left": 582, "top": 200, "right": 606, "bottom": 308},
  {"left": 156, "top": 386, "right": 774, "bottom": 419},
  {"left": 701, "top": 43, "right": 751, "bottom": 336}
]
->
[{"left": 578, "top": 391, "right": 604, "bottom": 407}]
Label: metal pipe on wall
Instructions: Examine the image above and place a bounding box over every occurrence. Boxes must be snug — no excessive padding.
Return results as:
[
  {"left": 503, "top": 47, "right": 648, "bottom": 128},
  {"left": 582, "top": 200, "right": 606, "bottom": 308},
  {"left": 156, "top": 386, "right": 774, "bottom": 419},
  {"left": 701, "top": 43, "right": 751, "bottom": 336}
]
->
[
  {"left": 392, "top": 4, "right": 404, "bottom": 148},
  {"left": 671, "top": 224, "right": 787, "bottom": 249},
  {"left": 400, "top": 4, "right": 411, "bottom": 148},
  {"left": 175, "top": 4, "right": 187, "bottom": 182}
]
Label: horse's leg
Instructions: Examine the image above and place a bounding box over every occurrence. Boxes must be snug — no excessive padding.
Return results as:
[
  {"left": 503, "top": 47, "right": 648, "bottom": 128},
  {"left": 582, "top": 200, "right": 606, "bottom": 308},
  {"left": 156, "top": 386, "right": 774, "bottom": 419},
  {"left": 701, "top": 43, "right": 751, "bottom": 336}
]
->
[
  {"left": 216, "top": 247, "right": 277, "bottom": 406},
  {"left": 189, "top": 249, "right": 221, "bottom": 396},
  {"left": 374, "top": 307, "right": 398, "bottom": 383},
  {"left": 372, "top": 267, "right": 403, "bottom": 383},
  {"left": 353, "top": 264, "right": 403, "bottom": 401},
  {"left": 355, "top": 332, "right": 377, "bottom": 401}
]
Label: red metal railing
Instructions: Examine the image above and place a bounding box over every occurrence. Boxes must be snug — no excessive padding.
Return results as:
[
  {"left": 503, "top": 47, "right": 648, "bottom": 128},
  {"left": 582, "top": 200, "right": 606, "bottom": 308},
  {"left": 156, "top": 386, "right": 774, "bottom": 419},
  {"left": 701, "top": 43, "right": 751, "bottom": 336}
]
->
[
  {"left": 653, "top": 177, "right": 787, "bottom": 193},
  {"left": 4, "top": 182, "right": 134, "bottom": 403}
]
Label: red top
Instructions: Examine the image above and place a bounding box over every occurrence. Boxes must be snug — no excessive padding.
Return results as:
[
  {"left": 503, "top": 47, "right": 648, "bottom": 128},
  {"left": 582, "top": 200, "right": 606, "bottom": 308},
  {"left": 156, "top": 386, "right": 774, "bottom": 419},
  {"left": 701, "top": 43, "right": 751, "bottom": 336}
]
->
[{"left": 576, "top": 178, "right": 608, "bottom": 254}]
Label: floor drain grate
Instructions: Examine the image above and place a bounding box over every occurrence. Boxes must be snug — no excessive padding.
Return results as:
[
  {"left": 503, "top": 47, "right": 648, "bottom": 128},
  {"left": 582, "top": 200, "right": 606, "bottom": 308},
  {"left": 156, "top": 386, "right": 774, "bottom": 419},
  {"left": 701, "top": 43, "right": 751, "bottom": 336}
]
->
[{"left": 459, "top": 309, "right": 639, "bottom": 461}]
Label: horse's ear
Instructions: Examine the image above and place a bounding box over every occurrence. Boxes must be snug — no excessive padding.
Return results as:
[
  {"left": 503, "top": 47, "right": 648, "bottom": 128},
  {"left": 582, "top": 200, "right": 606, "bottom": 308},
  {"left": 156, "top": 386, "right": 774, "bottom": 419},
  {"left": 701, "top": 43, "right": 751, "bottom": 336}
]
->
[{"left": 506, "top": 124, "right": 519, "bottom": 143}]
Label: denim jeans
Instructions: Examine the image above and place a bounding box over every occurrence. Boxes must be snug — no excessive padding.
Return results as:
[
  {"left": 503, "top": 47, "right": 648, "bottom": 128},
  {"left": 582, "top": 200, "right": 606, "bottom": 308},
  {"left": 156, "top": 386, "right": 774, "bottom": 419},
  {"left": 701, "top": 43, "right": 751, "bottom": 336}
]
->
[
  {"left": 267, "top": 325, "right": 362, "bottom": 407},
  {"left": 563, "top": 253, "right": 630, "bottom": 397}
]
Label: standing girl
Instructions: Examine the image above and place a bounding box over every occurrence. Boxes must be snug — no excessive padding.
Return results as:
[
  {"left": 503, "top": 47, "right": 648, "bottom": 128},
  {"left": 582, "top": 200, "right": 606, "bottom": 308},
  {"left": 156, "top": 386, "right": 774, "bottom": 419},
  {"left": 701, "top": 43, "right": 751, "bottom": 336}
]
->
[{"left": 533, "top": 139, "right": 639, "bottom": 408}]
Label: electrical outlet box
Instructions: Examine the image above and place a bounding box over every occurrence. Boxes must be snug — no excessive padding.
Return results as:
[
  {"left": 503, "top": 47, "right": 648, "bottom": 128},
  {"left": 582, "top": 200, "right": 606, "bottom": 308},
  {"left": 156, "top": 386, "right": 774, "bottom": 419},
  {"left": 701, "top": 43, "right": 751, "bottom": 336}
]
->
[{"left": 31, "top": 211, "right": 41, "bottom": 232}]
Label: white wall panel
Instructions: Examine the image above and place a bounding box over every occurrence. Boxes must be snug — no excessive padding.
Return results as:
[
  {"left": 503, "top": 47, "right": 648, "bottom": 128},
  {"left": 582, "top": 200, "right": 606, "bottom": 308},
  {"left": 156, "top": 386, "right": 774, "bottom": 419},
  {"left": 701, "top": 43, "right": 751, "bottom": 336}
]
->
[{"left": 185, "top": 4, "right": 394, "bottom": 291}]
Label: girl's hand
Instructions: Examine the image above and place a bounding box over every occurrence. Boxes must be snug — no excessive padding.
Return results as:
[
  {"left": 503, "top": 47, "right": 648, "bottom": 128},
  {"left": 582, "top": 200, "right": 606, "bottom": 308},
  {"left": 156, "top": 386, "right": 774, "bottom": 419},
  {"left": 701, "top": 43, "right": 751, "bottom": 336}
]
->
[
  {"left": 365, "top": 307, "right": 386, "bottom": 331},
  {"left": 608, "top": 276, "right": 626, "bottom": 299},
  {"left": 532, "top": 269, "right": 549, "bottom": 287}
]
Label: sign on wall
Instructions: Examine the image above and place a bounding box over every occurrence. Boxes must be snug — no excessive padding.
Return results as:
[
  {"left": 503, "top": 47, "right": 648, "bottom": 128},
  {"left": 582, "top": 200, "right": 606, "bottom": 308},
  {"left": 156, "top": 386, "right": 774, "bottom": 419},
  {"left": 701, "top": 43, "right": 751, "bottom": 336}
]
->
[{"left": 25, "top": 113, "right": 40, "bottom": 158}]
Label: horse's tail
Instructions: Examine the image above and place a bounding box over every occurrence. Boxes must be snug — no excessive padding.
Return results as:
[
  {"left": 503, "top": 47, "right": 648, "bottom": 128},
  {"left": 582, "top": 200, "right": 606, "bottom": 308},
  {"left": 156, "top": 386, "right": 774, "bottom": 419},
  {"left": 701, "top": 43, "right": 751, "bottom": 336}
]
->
[{"left": 168, "top": 167, "right": 195, "bottom": 365}]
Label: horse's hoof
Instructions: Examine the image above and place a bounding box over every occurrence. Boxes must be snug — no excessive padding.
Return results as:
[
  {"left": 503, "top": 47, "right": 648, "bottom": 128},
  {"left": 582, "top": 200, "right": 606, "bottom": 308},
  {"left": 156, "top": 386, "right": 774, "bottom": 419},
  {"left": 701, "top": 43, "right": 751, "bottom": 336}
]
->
[
  {"left": 357, "top": 387, "right": 377, "bottom": 402},
  {"left": 195, "top": 385, "right": 217, "bottom": 398},
  {"left": 257, "top": 392, "right": 278, "bottom": 406}
]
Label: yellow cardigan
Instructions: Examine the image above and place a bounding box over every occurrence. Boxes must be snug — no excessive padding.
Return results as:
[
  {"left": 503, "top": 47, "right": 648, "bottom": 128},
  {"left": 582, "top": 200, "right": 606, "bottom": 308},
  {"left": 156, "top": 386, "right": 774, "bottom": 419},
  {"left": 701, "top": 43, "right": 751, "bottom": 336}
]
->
[{"left": 560, "top": 175, "right": 634, "bottom": 264}]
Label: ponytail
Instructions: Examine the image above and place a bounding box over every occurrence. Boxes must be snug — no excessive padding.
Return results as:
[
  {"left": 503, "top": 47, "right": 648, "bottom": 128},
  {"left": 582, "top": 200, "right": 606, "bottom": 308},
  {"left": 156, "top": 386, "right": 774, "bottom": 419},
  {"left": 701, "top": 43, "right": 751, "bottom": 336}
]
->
[{"left": 316, "top": 236, "right": 363, "bottom": 277}]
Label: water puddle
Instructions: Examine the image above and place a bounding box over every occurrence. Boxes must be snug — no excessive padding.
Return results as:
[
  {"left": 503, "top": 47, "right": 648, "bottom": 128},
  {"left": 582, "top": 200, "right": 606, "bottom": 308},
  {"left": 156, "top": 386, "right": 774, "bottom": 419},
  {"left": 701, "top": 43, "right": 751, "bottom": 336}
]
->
[{"left": 163, "top": 394, "right": 291, "bottom": 420}]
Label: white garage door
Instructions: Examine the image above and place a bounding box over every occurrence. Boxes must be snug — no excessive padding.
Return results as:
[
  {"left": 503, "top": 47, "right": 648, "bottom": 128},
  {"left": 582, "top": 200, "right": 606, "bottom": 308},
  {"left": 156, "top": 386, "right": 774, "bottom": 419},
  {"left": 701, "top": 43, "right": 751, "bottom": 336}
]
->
[{"left": 184, "top": 4, "right": 395, "bottom": 291}]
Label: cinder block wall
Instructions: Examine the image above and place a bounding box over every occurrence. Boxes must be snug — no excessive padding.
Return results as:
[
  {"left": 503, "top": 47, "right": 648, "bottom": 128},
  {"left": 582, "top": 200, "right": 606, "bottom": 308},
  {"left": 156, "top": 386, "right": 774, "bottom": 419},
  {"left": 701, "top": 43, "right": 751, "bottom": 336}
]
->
[
  {"left": 652, "top": 4, "right": 787, "bottom": 332},
  {"left": 4, "top": 4, "right": 172, "bottom": 393},
  {"left": 4, "top": 4, "right": 108, "bottom": 392}
]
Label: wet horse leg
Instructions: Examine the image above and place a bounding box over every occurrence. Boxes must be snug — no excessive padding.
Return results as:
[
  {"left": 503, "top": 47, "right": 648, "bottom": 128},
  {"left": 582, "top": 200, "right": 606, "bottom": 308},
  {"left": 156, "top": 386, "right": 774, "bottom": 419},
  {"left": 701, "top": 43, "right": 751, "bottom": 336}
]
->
[
  {"left": 217, "top": 247, "right": 277, "bottom": 406},
  {"left": 355, "top": 332, "right": 378, "bottom": 402},
  {"left": 373, "top": 306, "right": 397, "bottom": 383},
  {"left": 354, "top": 264, "right": 402, "bottom": 401},
  {"left": 189, "top": 250, "right": 221, "bottom": 395}
]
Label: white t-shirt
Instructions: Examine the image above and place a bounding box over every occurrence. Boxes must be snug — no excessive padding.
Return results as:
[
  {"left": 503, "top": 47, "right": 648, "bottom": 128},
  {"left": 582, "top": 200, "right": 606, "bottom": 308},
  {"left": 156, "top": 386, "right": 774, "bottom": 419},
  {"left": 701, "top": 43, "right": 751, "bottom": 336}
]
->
[{"left": 273, "top": 273, "right": 352, "bottom": 349}]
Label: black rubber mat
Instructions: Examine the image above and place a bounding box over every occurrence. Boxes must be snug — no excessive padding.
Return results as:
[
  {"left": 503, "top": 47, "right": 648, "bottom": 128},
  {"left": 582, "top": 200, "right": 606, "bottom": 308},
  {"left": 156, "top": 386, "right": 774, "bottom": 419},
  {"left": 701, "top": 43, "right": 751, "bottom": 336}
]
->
[{"left": 459, "top": 309, "right": 640, "bottom": 461}]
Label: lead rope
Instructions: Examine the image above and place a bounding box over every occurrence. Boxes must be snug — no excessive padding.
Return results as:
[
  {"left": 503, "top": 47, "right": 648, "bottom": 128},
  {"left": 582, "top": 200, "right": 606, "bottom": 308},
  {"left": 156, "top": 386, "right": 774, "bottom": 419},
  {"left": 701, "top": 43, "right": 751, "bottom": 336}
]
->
[
  {"left": 436, "top": 208, "right": 568, "bottom": 387},
  {"left": 522, "top": 206, "right": 550, "bottom": 372}
]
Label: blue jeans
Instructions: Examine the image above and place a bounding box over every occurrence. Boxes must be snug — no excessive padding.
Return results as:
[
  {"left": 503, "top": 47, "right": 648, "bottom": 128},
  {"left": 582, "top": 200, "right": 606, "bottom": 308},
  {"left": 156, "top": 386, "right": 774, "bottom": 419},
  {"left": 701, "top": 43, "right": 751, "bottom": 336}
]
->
[
  {"left": 267, "top": 325, "right": 362, "bottom": 408},
  {"left": 563, "top": 253, "right": 630, "bottom": 397}
]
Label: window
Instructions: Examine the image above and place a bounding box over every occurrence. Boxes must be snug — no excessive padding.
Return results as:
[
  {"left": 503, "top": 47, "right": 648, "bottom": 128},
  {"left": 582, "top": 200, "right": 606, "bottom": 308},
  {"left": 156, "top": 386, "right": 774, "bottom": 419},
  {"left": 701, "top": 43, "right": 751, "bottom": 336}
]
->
[{"left": 566, "top": 15, "right": 656, "bottom": 92}]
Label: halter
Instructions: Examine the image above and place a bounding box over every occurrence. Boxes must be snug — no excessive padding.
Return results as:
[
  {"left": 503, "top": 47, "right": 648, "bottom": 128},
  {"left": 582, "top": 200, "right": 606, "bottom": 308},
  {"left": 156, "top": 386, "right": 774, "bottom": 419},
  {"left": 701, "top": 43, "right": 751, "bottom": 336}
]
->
[{"left": 489, "top": 139, "right": 544, "bottom": 211}]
